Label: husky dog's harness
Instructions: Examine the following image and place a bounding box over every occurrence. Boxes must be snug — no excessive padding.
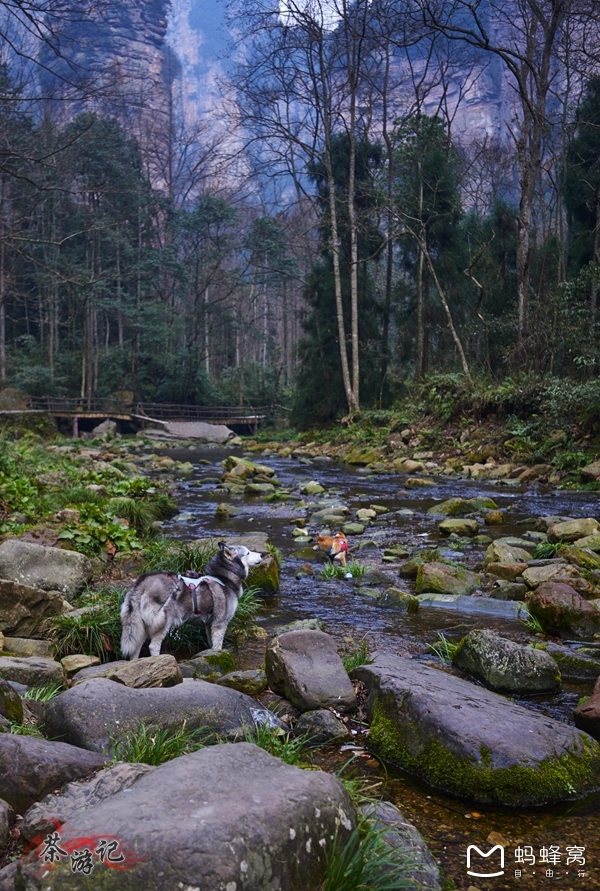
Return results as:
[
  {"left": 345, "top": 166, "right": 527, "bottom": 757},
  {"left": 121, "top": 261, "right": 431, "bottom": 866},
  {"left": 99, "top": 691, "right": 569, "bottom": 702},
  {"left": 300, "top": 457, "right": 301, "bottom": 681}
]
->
[{"left": 177, "top": 574, "right": 225, "bottom": 616}]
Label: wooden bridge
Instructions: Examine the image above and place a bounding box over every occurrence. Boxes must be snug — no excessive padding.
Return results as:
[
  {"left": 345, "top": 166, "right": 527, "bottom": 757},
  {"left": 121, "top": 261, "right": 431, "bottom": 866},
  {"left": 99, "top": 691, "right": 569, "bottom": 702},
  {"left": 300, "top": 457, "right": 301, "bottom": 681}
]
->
[{"left": 16, "top": 397, "right": 270, "bottom": 435}]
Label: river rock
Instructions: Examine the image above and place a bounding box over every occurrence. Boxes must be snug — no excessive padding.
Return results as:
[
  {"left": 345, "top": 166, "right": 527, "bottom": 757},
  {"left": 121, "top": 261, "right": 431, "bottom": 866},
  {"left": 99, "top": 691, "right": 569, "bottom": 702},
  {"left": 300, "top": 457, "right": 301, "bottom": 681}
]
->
[
  {"left": 180, "top": 649, "right": 235, "bottom": 681},
  {"left": 265, "top": 630, "right": 357, "bottom": 713},
  {"left": 353, "top": 653, "right": 600, "bottom": 805},
  {"left": 295, "top": 709, "right": 349, "bottom": 744},
  {"left": 20, "top": 762, "right": 154, "bottom": 843},
  {"left": 548, "top": 518, "right": 600, "bottom": 544},
  {"left": 70, "top": 655, "right": 182, "bottom": 688},
  {"left": 342, "top": 522, "right": 365, "bottom": 535},
  {"left": 574, "top": 534, "right": 600, "bottom": 552},
  {"left": 42, "top": 677, "right": 281, "bottom": 753},
  {"left": 0, "top": 798, "right": 13, "bottom": 848},
  {"left": 557, "top": 546, "right": 600, "bottom": 571},
  {"left": 0, "top": 580, "right": 69, "bottom": 637},
  {"left": 485, "top": 540, "right": 531, "bottom": 566},
  {"left": 526, "top": 582, "right": 600, "bottom": 637},
  {"left": 490, "top": 581, "right": 528, "bottom": 601},
  {"left": 486, "top": 562, "right": 529, "bottom": 581},
  {"left": 484, "top": 510, "right": 505, "bottom": 525},
  {"left": 245, "top": 482, "right": 276, "bottom": 495},
  {"left": 382, "top": 588, "right": 420, "bottom": 612},
  {"left": 0, "top": 656, "right": 65, "bottom": 687},
  {"left": 2, "top": 638, "right": 53, "bottom": 658},
  {"left": 216, "top": 669, "right": 268, "bottom": 695},
  {"left": 415, "top": 562, "right": 480, "bottom": 597},
  {"left": 361, "top": 568, "right": 396, "bottom": 589},
  {"left": 0, "top": 735, "right": 109, "bottom": 812},
  {"left": 574, "top": 677, "right": 600, "bottom": 739},
  {"left": 215, "top": 502, "right": 241, "bottom": 518},
  {"left": 0, "top": 541, "right": 92, "bottom": 596},
  {"left": 404, "top": 477, "right": 436, "bottom": 488},
  {"left": 248, "top": 553, "right": 280, "bottom": 594},
  {"left": 60, "top": 655, "right": 100, "bottom": 677},
  {"left": 427, "top": 497, "right": 497, "bottom": 516},
  {"left": 0, "top": 678, "right": 23, "bottom": 724},
  {"left": 544, "top": 643, "right": 600, "bottom": 682},
  {"left": 300, "top": 480, "right": 325, "bottom": 495},
  {"left": 222, "top": 455, "right": 275, "bottom": 476},
  {"left": 521, "top": 563, "right": 585, "bottom": 589},
  {"left": 6, "top": 744, "right": 355, "bottom": 891},
  {"left": 580, "top": 460, "right": 600, "bottom": 482},
  {"left": 439, "top": 518, "right": 479, "bottom": 536},
  {"left": 362, "top": 801, "right": 441, "bottom": 891},
  {"left": 454, "top": 629, "right": 561, "bottom": 693}
]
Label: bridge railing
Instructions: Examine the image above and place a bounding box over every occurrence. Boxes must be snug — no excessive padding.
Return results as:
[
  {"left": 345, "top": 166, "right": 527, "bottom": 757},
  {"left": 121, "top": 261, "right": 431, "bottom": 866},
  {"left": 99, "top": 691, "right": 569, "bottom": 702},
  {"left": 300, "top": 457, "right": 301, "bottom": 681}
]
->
[{"left": 27, "top": 396, "right": 270, "bottom": 423}]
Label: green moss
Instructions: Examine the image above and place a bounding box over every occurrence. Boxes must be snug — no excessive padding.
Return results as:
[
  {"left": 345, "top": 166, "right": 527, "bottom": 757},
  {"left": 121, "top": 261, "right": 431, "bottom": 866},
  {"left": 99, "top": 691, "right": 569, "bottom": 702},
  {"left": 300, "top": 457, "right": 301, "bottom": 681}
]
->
[
  {"left": 204, "top": 651, "right": 235, "bottom": 672},
  {"left": 368, "top": 698, "right": 600, "bottom": 806},
  {"left": 248, "top": 553, "right": 280, "bottom": 594}
]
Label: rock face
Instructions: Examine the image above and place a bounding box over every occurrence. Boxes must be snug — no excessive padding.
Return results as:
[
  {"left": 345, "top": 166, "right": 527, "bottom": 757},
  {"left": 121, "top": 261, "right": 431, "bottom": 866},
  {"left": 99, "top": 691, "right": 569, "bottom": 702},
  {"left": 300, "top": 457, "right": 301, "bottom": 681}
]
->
[
  {"left": 8, "top": 744, "right": 355, "bottom": 891},
  {"left": 454, "top": 630, "right": 561, "bottom": 693},
  {"left": 0, "top": 735, "right": 109, "bottom": 812},
  {"left": 42, "top": 677, "right": 279, "bottom": 752},
  {"left": 0, "top": 541, "right": 92, "bottom": 597},
  {"left": 354, "top": 654, "right": 600, "bottom": 806},
  {"left": 0, "top": 678, "right": 23, "bottom": 724},
  {"left": 362, "top": 801, "right": 441, "bottom": 891},
  {"left": 415, "top": 562, "right": 480, "bottom": 597},
  {"left": 0, "top": 579, "right": 68, "bottom": 637},
  {"left": 526, "top": 582, "right": 600, "bottom": 637},
  {"left": 71, "top": 655, "right": 182, "bottom": 688},
  {"left": 265, "top": 630, "right": 357, "bottom": 713}
]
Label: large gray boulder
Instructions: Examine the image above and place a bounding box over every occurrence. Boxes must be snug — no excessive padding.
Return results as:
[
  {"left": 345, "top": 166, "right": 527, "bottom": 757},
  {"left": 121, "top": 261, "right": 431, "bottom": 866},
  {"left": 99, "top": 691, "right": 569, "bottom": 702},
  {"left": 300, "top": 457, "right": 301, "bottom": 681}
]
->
[
  {"left": 265, "top": 630, "right": 357, "bottom": 713},
  {"left": 0, "top": 735, "right": 109, "bottom": 812},
  {"left": 0, "top": 656, "right": 65, "bottom": 687},
  {"left": 0, "top": 798, "right": 13, "bottom": 848},
  {"left": 6, "top": 744, "right": 355, "bottom": 891},
  {"left": 43, "top": 677, "right": 281, "bottom": 753},
  {"left": 454, "top": 629, "right": 561, "bottom": 693},
  {"left": 0, "top": 579, "right": 68, "bottom": 637},
  {"left": 71, "top": 655, "right": 182, "bottom": 688},
  {"left": 0, "top": 541, "right": 92, "bottom": 597},
  {"left": 354, "top": 654, "right": 600, "bottom": 805}
]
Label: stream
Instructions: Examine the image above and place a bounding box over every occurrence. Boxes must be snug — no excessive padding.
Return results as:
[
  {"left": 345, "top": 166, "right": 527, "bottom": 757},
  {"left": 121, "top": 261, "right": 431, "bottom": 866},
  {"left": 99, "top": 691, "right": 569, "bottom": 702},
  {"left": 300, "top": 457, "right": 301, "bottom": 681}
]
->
[{"left": 157, "top": 444, "right": 600, "bottom": 891}]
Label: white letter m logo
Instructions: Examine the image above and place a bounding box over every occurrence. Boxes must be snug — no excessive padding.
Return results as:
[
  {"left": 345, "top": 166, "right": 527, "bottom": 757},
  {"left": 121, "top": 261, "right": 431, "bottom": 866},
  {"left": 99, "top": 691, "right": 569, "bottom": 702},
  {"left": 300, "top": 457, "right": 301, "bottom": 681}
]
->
[{"left": 467, "top": 845, "right": 505, "bottom": 877}]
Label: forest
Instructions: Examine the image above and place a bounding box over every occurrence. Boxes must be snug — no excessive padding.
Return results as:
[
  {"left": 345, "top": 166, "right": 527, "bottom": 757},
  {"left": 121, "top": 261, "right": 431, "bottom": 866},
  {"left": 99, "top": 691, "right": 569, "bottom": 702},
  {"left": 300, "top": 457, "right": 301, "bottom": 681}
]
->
[{"left": 1, "top": 0, "right": 600, "bottom": 428}]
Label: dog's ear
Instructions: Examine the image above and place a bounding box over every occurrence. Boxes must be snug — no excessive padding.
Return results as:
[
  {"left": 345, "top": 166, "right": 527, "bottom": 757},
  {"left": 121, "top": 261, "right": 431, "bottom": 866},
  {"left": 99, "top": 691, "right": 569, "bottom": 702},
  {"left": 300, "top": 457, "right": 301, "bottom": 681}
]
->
[{"left": 218, "top": 540, "right": 226, "bottom": 550}]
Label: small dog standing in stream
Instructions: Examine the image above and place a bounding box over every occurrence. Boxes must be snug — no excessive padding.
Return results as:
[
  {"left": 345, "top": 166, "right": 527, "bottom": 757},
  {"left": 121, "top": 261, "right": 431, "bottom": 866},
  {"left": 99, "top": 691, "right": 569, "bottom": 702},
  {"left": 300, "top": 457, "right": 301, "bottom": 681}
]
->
[{"left": 120, "top": 542, "right": 262, "bottom": 658}]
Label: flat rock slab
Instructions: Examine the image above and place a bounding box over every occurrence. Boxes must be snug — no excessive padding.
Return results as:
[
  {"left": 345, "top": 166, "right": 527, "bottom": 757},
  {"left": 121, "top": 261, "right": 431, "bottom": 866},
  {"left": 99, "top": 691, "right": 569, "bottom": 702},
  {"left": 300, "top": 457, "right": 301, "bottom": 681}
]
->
[
  {"left": 6, "top": 744, "right": 355, "bottom": 891},
  {"left": 266, "top": 630, "right": 356, "bottom": 713},
  {"left": 354, "top": 654, "right": 600, "bottom": 806},
  {"left": 0, "top": 656, "right": 65, "bottom": 687},
  {"left": 0, "top": 735, "right": 109, "bottom": 813},
  {"left": 71, "top": 655, "right": 182, "bottom": 688},
  {"left": 163, "top": 421, "right": 234, "bottom": 442},
  {"left": 0, "top": 579, "right": 68, "bottom": 637},
  {"left": 43, "top": 677, "right": 279, "bottom": 752},
  {"left": 0, "top": 541, "right": 91, "bottom": 597}
]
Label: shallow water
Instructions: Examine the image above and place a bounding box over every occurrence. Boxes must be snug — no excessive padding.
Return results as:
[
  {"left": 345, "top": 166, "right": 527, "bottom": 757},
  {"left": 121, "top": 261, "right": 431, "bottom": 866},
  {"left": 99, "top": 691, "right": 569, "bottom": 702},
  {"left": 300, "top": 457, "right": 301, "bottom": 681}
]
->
[{"left": 159, "top": 445, "right": 600, "bottom": 890}]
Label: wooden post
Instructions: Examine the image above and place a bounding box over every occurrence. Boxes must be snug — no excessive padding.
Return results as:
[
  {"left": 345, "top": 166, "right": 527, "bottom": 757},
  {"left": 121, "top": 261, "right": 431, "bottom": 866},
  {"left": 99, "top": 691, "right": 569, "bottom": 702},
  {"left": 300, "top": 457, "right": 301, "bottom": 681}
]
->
[{"left": 72, "top": 416, "right": 79, "bottom": 439}]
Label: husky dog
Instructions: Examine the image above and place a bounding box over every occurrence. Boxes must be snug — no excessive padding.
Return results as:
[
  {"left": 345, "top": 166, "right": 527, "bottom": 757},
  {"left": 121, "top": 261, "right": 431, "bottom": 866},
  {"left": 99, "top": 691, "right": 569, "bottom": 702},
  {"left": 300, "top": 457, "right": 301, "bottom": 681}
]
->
[{"left": 120, "top": 542, "right": 262, "bottom": 658}]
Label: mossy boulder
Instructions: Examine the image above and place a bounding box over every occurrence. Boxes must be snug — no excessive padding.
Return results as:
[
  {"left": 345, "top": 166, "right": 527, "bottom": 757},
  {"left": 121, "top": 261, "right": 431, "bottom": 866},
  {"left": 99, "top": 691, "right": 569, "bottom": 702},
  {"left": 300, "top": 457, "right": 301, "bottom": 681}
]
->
[
  {"left": 0, "top": 678, "right": 23, "bottom": 724},
  {"left": 453, "top": 629, "right": 561, "bottom": 693},
  {"left": 300, "top": 480, "right": 326, "bottom": 496},
  {"left": 484, "top": 540, "right": 531, "bottom": 567},
  {"left": 344, "top": 447, "right": 386, "bottom": 465},
  {"left": 221, "top": 455, "right": 275, "bottom": 477},
  {"left": 575, "top": 534, "right": 600, "bottom": 552},
  {"left": 557, "top": 546, "right": 600, "bottom": 572},
  {"left": 354, "top": 654, "right": 600, "bottom": 806},
  {"left": 381, "top": 589, "right": 419, "bottom": 613},
  {"left": 544, "top": 643, "right": 600, "bottom": 682},
  {"left": 574, "top": 677, "right": 600, "bottom": 739},
  {"left": 216, "top": 669, "right": 268, "bottom": 695},
  {"left": 427, "top": 497, "right": 498, "bottom": 517},
  {"left": 416, "top": 562, "right": 480, "bottom": 597},
  {"left": 248, "top": 553, "right": 280, "bottom": 594},
  {"left": 526, "top": 582, "right": 600, "bottom": 638}
]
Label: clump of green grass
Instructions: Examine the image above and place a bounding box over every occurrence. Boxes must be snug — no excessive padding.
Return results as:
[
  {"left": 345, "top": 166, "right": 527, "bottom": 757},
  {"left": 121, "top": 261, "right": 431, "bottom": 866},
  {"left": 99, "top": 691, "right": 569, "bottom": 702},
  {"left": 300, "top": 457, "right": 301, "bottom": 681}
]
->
[
  {"left": 533, "top": 541, "right": 562, "bottom": 559},
  {"left": 319, "top": 561, "right": 364, "bottom": 581},
  {"left": 321, "top": 816, "right": 418, "bottom": 891},
  {"left": 9, "top": 722, "right": 44, "bottom": 737},
  {"left": 341, "top": 639, "right": 372, "bottom": 673},
  {"left": 142, "top": 538, "right": 217, "bottom": 574},
  {"left": 428, "top": 632, "right": 460, "bottom": 664},
  {"left": 110, "top": 721, "right": 211, "bottom": 766},
  {"left": 228, "top": 586, "right": 262, "bottom": 642},
  {"left": 240, "top": 721, "right": 311, "bottom": 766},
  {"left": 50, "top": 586, "right": 124, "bottom": 660},
  {"left": 22, "top": 682, "right": 65, "bottom": 702},
  {"left": 520, "top": 610, "right": 545, "bottom": 635}
]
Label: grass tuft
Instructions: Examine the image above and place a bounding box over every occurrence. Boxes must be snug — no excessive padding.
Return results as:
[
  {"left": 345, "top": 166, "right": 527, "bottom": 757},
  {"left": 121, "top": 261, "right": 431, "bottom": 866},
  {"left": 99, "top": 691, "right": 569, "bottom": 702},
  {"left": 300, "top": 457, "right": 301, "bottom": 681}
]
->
[
  {"left": 321, "top": 816, "right": 418, "bottom": 891},
  {"left": 341, "top": 639, "right": 372, "bottom": 673},
  {"left": 22, "top": 682, "right": 66, "bottom": 702},
  {"left": 319, "top": 561, "right": 365, "bottom": 581},
  {"left": 428, "top": 632, "right": 460, "bottom": 664},
  {"left": 532, "top": 541, "right": 562, "bottom": 559},
  {"left": 109, "top": 721, "right": 211, "bottom": 766},
  {"left": 50, "top": 586, "right": 124, "bottom": 660},
  {"left": 520, "top": 611, "right": 545, "bottom": 635},
  {"left": 240, "top": 722, "right": 311, "bottom": 766}
]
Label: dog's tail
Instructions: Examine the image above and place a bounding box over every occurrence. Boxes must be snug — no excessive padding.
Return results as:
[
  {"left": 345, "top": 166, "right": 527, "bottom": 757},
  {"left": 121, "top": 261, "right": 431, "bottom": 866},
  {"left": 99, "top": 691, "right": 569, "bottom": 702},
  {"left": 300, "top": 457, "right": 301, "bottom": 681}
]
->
[{"left": 119, "top": 591, "right": 147, "bottom": 660}]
